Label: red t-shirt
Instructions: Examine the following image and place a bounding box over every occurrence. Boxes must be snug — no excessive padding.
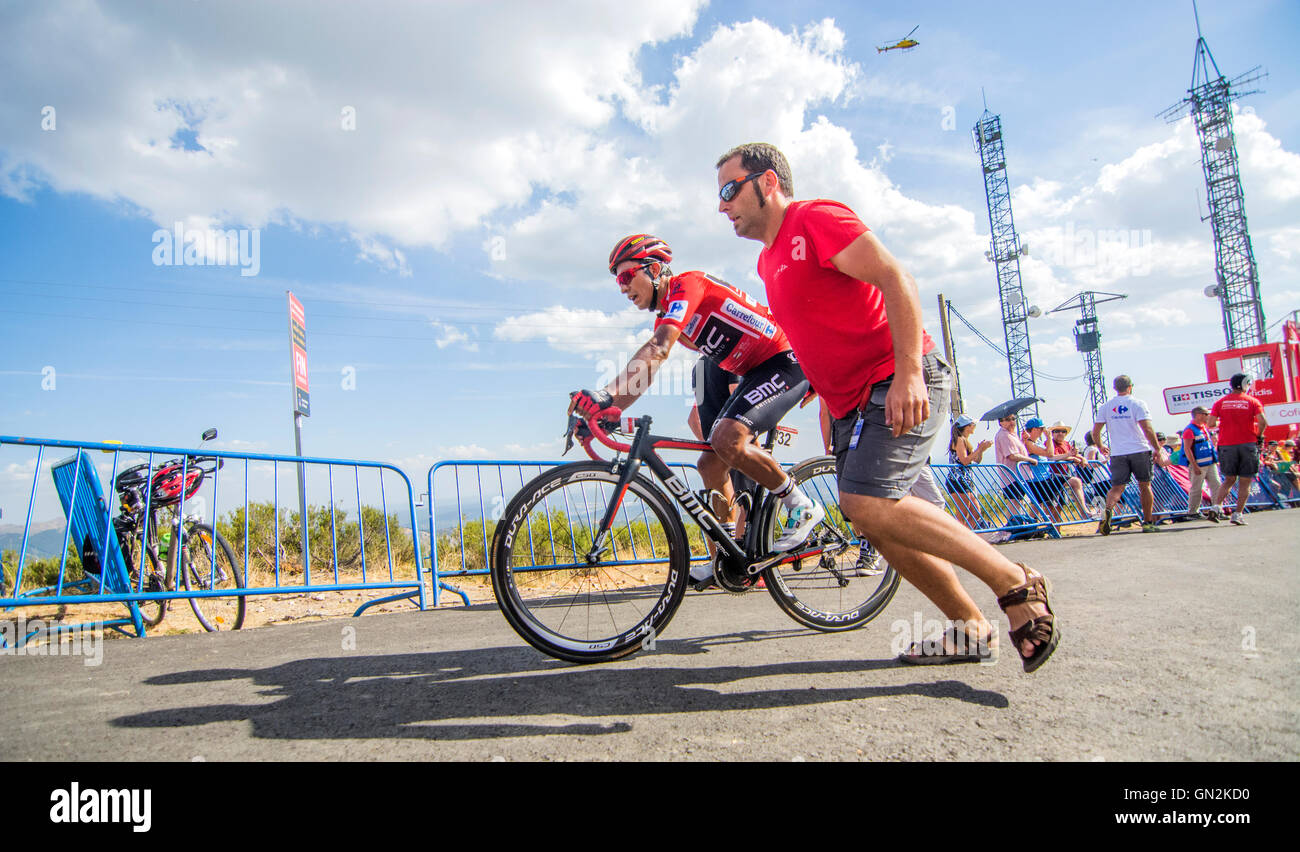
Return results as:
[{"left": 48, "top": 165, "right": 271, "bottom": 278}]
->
[
  {"left": 757, "top": 200, "right": 935, "bottom": 419},
  {"left": 1210, "top": 392, "right": 1264, "bottom": 446},
  {"left": 653, "top": 270, "right": 791, "bottom": 375}
]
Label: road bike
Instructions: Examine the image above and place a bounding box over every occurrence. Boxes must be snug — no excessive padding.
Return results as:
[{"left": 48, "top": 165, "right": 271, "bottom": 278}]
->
[
  {"left": 489, "top": 411, "right": 899, "bottom": 663},
  {"left": 108, "top": 429, "right": 246, "bottom": 632}
]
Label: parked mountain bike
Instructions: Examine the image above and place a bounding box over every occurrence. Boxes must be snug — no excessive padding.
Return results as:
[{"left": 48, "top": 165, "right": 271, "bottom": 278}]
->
[
  {"left": 489, "top": 411, "right": 899, "bottom": 663},
  {"left": 109, "top": 428, "right": 246, "bottom": 632}
]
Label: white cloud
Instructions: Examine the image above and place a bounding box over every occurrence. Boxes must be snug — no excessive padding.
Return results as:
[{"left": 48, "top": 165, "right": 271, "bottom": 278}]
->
[
  {"left": 0, "top": 0, "right": 705, "bottom": 267},
  {"left": 494, "top": 306, "right": 650, "bottom": 359}
]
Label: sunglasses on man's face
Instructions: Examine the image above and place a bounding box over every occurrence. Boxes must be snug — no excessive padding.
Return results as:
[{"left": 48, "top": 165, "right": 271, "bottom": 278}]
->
[
  {"left": 719, "top": 171, "right": 766, "bottom": 202},
  {"left": 615, "top": 264, "right": 653, "bottom": 287}
]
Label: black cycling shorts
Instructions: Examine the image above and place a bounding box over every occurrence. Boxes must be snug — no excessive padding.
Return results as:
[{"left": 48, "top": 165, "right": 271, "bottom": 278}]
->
[{"left": 715, "top": 351, "right": 809, "bottom": 437}]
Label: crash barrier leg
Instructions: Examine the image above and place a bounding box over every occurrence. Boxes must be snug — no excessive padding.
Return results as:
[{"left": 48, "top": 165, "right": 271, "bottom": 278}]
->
[
  {"left": 1262, "top": 468, "right": 1300, "bottom": 506},
  {"left": 1226, "top": 472, "right": 1285, "bottom": 512},
  {"left": 1, "top": 436, "right": 424, "bottom": 642},
  {"left": 427, "top": 459, "right": 710, "bottom": 606},
  {"left": 928, "top": 463, "right": 1061, "bottom": 539},
  {"left": 1012, "top": 461, "right": 1104, "bottom": 530}
]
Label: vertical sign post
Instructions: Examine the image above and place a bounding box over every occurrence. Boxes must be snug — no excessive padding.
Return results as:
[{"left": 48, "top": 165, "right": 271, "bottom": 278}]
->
[{"left": 288, "top": 291, "right": 311, "bottom": 579}]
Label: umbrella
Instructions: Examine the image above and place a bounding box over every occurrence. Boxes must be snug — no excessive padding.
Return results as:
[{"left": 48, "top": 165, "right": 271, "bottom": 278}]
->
[{"left": 979, "top": 397, "right": 1043, "bottom": 422}]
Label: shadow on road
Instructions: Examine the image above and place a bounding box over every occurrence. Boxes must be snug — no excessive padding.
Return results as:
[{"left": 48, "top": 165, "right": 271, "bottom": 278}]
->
[{"left": 111, "top": 631, "right": 1009, "bottom": 741}]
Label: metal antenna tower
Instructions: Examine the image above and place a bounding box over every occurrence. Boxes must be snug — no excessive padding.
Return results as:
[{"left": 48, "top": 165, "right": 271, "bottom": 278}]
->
[
  {"left": 1047, "top": 291, "right": 1127, "bottom": 417},
  {"left": 973, "top": 108, "right": 1039, "bottom": 416},
  {"left": 1158, "top": 2, "right": 1267, "bottom": 348}
]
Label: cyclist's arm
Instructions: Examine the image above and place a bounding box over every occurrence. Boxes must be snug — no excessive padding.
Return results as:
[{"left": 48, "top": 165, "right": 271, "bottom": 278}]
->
[
  {"left": 604, "top": 324, "right": 681, "bottom": 410},
  {"left": 818, "top": 398, "right": 832, "bottom": 453}
]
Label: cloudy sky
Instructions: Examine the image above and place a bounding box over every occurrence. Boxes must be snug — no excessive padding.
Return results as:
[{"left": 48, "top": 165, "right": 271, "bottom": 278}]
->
[{"left": 2, "top": 0, "right": 1298, "bottom": 505}]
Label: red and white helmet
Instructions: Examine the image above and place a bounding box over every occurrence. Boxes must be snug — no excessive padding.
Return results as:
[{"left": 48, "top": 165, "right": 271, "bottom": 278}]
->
[{"left": 608, "top": 234, "right": 672, "bottom": 275}]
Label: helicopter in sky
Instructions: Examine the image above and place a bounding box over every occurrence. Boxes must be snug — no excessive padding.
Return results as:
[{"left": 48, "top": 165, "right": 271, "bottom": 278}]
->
[{"left": 877, "top": 25, "right": 919, "bottom": 53}]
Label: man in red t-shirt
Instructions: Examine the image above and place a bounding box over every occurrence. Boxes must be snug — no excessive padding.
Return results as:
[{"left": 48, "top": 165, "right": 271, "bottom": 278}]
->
[
  {"left": 715, "top": 142, "right": 1059, "bottom": 672},
  {"left": 1208, "top": 372, "right": 1269, "bottom": 525}
]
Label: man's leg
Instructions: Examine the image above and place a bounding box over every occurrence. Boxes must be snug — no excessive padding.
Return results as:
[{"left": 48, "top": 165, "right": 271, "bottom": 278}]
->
[
  {"left": 1213, "top": 475, "right": 1237, "bottom": 510},
  {"left": 1234, "top": 476, "right": 1253, "bottom": 515},
  {"left": 841, "top": 492, "right": 1051, "bottom": 660},
  {"left": 1067, "top": 475, "right": 1089, "bottom": 517},
  {"left": 1138, "top": 480, "right": 1155, "bottom": 524},
  {"left": 696, "top": 450, "right": 735, "bottom": 527},
  {"left": 710, "top": 419, "right": 786, "bottom": 489},
  {"left": 1187, "top": 466, "right": 1205, "bottom": 513}
]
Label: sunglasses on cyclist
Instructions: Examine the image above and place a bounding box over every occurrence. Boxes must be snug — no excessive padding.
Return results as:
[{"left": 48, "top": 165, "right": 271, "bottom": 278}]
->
[
  {"left": 615, "top": 263, "right": 654, "bottom": 287},
  {"left": 719, "top": 171, "right": 766, "bottom": 202}
]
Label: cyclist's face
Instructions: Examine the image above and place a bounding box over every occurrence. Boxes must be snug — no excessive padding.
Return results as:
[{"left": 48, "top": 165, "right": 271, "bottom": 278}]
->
[
  {"left": 615, "top": 260, "right": 656, "bottom": 310},
  {"left": 717, "top": 155, "right": 766, "bottom": 241}
]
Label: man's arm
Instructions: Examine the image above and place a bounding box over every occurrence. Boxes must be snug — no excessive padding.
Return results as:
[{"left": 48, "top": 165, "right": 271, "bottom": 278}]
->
[
  {"left": 604, "top": 324, "right": 681, "bottom": 410},
  {"left": 1139, "top": 420, "right": 1167, "bottom": 466},
  {"left": 828, "top": 231, "right": 926, "bottom": 438},
  {"left": 818, "top": 399, "right": 833, "bottom": 454}
]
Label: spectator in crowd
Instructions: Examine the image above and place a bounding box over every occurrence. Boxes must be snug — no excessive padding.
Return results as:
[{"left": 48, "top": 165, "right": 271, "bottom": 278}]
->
[
  {"left": 946, "top": 414, "right": 993, "bottom": 529},
  {"left": 1092, "top": 374, "right": 1169, "bottom": 534},
  {"left": 1181, "top": 405, "right": 1222, "bottom": 521},
  {"left": 1209, "top": 372, "right": 1269, "bottom": 526},
  {"left": 1262, "top": 440, "right": 1299, "bottom": 495},
  {"left": 995, "top": 414, "right": 1042, "bottom": 518},
  {"left": 1164, "top": 433, "right": 1185, "bottom": 466},
  {"left": 1078, "top": 430, "right": 1109, "bottom": 509},
  {"left": 1021, "top": 418, "right": 1092, "bottom": 520}
]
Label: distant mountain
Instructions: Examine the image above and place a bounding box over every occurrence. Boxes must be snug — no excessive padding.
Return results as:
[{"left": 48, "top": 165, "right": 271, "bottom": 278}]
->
[{"left": 0, "top": 527, "right": 70, "bottom": 560}]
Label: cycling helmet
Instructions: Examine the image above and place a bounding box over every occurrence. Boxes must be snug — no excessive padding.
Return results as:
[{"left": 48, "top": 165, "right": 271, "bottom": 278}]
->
[
  {"left": 150, "top": 462, "right": 203, "bottom": 506},
  {"left": 1230, "top": 371, "right": 1254, "bottom": 391},
  {"left": 608, "top": 234, "right": 672, "bottom": 275}
]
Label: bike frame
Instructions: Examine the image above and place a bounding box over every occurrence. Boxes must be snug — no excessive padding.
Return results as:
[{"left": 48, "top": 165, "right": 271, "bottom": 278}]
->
[{"left": 574, "top": 414, "right": 837, "bottom": 577}]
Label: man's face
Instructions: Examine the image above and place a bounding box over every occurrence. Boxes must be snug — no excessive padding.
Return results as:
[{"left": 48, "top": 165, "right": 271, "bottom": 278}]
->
[
  {"left": 614, "top": 261, "right": 658, "bottom": 311},
  {"left": 999, "top": 416, "right": 1016, "bottom": 432},
  {"left": 1193, "top": 411, "right": 1208, "bottom": 424},
  {"left": 1051, "top": 429, "right": 1068, "bottom": 444},
  {"left": 1027, "top": 426, "right": 1044, "bottom": 441},
  {"left": 717, "top": 155, "right": 768, "bottom": 241}
]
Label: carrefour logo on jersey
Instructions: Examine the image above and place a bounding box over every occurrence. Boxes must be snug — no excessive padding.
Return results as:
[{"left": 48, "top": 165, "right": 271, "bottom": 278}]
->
[
  {"left": 664, "top": 300, "right": 688, "bottom": 323},
  {"left": 721, "top": 299, "right": 777, "bottom": 337}
]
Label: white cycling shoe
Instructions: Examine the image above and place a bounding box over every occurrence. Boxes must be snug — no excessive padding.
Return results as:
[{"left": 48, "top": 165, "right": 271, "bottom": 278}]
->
[{"left": 772, "top": 501, "right": 825, "bottom": 552}]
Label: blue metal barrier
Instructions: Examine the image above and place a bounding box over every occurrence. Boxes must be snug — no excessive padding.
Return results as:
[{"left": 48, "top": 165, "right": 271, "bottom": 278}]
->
[
  {"left": 1012, "top": 460, "right": 1098, "bottom": 527},
  {"left": 427, "top": 459, "right": 709, "bottom": 606},
  {"left": 1, "top": 436, "right": 424, "bottom": 644},
  {"left": 928, "top": 463, "right": 1061, "bottom": 538}
]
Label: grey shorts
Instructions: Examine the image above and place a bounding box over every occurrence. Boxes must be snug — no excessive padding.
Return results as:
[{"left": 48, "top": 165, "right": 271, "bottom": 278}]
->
[
  {"left": 830, "top": 353, "right": 952, "bottom": 499},
  {"left": 1219, "top": 443, "right": 1259, "bottom": 478},
  {"left": 1110, "top": 451, "right": 1153, "bottom": 486}
]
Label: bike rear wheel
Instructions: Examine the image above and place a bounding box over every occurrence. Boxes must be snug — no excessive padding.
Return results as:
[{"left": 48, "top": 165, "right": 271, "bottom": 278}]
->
[
  {"left": 180, "top": 524, "right": 245, "bottom": 631},
  {"left": 490, "top": 462, "right": 690, "bottom": 663},
  {"left": 761, "top": 456, "right": 899, "bottom": 631}
]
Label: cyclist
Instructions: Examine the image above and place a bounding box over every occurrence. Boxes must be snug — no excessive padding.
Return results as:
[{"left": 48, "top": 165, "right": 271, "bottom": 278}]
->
[{"left": 568, "top": 234, "right": 823, "bottom": 586}]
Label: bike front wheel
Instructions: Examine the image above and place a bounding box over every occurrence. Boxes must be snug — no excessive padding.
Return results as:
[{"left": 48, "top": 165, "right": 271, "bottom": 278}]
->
[
  {"left": 180, "top": 524, "right": 245, "bottom": 631},
  {"left": 490, "top": 462, "right": 690, "bottom": 663},
  {"left": 761, "top": 455, "right": 899, "bottom": 631}
]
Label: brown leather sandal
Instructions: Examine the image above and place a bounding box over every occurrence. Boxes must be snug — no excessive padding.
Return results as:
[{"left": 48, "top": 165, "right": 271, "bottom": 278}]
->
[
  {"left": 897, "top": 626, "right": 997, "bottom": 666},
  {"left": 996, "top": 563, "right": 1060, "bottom": 673}
]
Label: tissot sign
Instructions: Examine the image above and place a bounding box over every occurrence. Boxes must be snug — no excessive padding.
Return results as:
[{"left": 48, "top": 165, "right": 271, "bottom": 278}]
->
[{"left": 1163, "top": 380, "right": 1232, "bottom": 415}]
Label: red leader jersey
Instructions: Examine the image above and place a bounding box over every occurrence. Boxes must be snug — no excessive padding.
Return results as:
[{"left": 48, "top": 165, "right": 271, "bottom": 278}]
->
[
  {"left": 757, "top": 200, "right": 935, "bottom": 419},
  {"left": 1210, "top": 392, "right": 1264, "bottom": 446},
  {"left": 653, "top": 270, "right": 791, "bottom": 376}
]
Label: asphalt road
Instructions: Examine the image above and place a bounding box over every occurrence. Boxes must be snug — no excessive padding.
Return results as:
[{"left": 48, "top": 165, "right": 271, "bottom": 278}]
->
[{"left": 3, "top": 511, "right": 1296, "bottom": 761}]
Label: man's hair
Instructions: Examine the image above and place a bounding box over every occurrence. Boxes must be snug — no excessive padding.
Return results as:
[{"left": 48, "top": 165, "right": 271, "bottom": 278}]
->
[
  {"left": 1113, "top": 375, "right": 1132, "bottom": 391},
  {"left": 1192, "top": 405, "right": 1210, "bottom": 415},
  {"left": 716, "top": 143, "right": 794, "bottom": 197}
]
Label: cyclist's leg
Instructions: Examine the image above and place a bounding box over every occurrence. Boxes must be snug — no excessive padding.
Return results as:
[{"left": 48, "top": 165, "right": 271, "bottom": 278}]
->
[
  {"left": 708, "top": 351, "right": 807, "bottom": 490},
  {"left": 693, "top": 357, "right": 738, "bottom": 528}
]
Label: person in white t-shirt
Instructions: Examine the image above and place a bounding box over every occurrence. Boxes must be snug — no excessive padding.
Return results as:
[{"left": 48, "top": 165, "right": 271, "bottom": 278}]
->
[{"left": 1090, "top": 375, "right": 1168, "bottom": 535}]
